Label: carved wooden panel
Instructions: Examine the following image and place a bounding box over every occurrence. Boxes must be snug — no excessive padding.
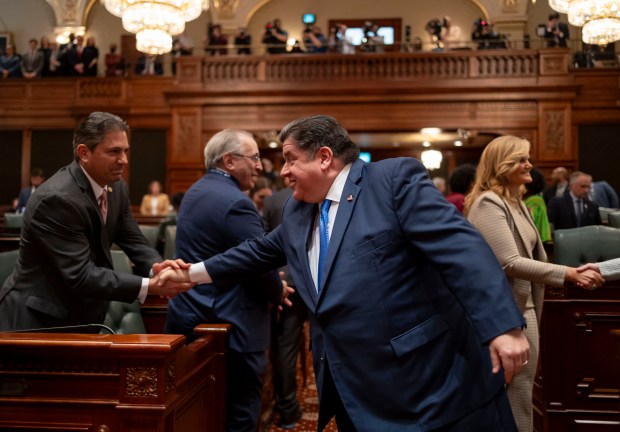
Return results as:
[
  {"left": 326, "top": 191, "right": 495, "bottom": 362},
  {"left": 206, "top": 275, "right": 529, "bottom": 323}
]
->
[
  {"left": 538, "top": 102, "right": 572, "bottom": 161},
  {"left": 171, "top": 107, "right": 203, "bottom": 166}
]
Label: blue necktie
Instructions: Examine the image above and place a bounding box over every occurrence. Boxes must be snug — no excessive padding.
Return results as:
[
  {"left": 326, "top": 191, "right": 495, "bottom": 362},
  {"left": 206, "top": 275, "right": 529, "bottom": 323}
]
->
[
  {"left": 575, "top": 199, "right": 583, "bottom": 226},
  {"left": 318, "top": 199, "right": 331, "bottom": 292}
]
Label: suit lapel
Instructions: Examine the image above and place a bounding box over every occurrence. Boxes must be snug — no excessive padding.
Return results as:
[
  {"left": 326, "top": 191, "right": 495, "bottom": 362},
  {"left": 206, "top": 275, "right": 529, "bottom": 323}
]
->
[
  {"left": 291, "top": 202, "right": 320, "bottom": 306},
  {"left": 317, "top": 160, "right": 363, "bottom": 301},
  {"left": 69, "top": 162, "right": 113, "bottom": 266}
]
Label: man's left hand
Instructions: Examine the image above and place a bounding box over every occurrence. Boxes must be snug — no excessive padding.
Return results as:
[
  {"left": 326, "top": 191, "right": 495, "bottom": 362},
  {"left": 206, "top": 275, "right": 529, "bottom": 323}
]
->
[{"left": 489, "top": 328, "right": 530, "bottom": 384}]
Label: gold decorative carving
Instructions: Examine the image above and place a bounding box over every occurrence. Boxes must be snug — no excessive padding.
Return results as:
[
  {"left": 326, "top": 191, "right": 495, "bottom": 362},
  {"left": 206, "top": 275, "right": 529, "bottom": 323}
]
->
[
  {"left": 213, "top": 0, "right": 240, "bottom": 19},
  {"left": 97, "top": 426, "right": 111, "bottom": 432},
  {"left": 175, "top": 112, "right": 200, "bottom": 159},
  {"left": 544, "top": 110, "right": 565, "bottom": 150},
  {"left": 166, "top": 361, "right": 176, "bottom": 393},
  {"left": 126, "top": 366, "right": 158, "bottom": 397},
  {"left": 59, "top": 0, "right": 79, "bottom": 22},
  {"left": 501, "top": 0, "right": 519, "bottom": 12}
]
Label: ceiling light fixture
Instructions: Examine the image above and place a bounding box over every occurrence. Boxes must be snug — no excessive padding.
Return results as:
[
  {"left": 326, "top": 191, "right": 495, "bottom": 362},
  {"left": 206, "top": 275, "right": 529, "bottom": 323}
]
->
[
  {"left": 549, "top": 0, "right": 620, "bottom": 45},
  {"left": 421, "top": 149, "right": 443, "bottom": 170},
  {"left": 102, "top": 0, "right": 208, "bottom": 54}
]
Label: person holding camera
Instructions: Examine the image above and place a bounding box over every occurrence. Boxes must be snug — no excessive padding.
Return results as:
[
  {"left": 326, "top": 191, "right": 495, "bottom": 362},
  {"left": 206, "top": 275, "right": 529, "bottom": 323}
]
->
[
  {"left": 303, "top": 25, "right": 327, "bottom": 54},
  {"left": 544, "top": 12, "right": 569, "bottom": 48},
  {"left": 262, "top": 18, "right": 288, "bottom": 54}
]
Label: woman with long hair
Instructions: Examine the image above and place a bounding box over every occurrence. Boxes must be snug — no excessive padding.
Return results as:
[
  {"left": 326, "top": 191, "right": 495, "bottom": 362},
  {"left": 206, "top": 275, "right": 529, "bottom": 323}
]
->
[{"left": 464, "top": 136, "right": 603, "bottom": 432}]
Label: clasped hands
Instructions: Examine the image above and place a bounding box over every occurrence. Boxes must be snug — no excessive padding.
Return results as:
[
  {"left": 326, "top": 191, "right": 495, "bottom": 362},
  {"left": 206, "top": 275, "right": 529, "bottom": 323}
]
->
[
  {"left": 572, "top": 263, "right": 605, "bottom": 290},
  {"left": 147, "top": 259, "right": 195, "bottom": 298},
  {"left": 156, "top": 266, "right": 295, "bottom": 309}
]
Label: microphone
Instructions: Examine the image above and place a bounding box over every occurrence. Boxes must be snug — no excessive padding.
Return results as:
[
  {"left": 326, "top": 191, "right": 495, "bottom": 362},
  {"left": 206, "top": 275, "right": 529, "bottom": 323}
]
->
[{"left": 7, "top": 324, "right": 116, "bottom": 334}]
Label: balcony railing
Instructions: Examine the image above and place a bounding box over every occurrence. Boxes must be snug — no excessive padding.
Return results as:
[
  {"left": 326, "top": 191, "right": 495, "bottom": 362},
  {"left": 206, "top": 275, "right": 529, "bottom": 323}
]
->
[{"left": 175, "top": 49, "right": 573, "bottom": 91}]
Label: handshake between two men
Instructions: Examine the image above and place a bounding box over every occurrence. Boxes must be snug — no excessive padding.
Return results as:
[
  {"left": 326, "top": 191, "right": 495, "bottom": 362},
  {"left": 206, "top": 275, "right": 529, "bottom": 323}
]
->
[{"left": 149, "top": 260, "right": 294, "bottom": 308}]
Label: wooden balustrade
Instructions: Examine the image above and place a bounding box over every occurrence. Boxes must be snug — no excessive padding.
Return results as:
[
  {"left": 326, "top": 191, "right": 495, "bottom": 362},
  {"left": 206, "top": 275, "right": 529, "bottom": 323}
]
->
[{"left": 174, "top": 49, "right": 571, "bottom": 90}]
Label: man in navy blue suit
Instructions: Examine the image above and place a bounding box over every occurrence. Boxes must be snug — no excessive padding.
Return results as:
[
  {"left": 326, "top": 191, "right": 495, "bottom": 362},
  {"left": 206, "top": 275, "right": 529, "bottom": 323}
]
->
[
  {"left": 164, "top": 129, "right": 283, "bottom": 432},
  {"left": 160, "top": 116, "right": 529, "bottom": 431},
  {"left": 548, "top": 171, "right": 602, "bottom": 230}
]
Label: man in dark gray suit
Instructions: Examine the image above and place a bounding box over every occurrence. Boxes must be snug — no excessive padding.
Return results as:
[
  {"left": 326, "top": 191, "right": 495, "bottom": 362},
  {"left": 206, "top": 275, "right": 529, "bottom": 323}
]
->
[{"left": 0, "top": 111, "right": 191, "bottom": 332}]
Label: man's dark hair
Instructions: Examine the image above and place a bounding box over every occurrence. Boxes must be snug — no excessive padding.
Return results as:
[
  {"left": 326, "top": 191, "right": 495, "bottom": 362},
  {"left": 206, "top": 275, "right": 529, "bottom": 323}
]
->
[
  {"left": 30, "top": 167, "right": 44, "bottom": 178},
  {"left": 73, "top": 112, "right": 129, "bottom": 161},
  {"left": 278, "top": 115, "right": 360, "bottom": 164},
  {"left": 549, "top": 12, "right": 560, "bottom": 20},
  {"left": 449, "top": 164, "right": 476, "bottom": 195}
]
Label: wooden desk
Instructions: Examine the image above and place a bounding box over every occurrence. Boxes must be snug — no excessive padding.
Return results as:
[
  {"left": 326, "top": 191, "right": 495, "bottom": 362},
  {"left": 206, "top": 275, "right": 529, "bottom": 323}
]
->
[
  {"left": 535, "top": 284, "right": 620, "bottom": 432},
  {"left": 0, "top": 324, "right": 230, "bottom": 431}
]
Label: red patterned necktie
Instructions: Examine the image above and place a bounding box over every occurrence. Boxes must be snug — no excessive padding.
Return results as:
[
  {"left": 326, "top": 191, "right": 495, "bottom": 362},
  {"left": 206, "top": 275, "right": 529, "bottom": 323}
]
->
[{"left": 99, "top": 188, "right": 108, "bottom": 224}]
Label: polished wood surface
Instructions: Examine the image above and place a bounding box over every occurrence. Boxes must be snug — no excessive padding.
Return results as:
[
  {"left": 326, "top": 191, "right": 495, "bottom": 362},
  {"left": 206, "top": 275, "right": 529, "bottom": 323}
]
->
[{"left": 0, "top": 324, "right": 230, "bottom": 431}]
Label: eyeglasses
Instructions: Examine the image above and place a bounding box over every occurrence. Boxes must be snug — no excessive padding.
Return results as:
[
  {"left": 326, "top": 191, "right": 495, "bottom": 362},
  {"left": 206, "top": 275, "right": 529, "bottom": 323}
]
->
[{"left": 231, "top": 153, "right": 261, "bottom": 163}]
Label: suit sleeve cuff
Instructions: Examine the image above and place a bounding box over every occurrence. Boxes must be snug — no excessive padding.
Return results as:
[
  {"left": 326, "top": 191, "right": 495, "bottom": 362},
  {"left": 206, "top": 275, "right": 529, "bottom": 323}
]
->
[
  {"left": 189, "top": 262, "right": 212, "bottom": 284},
  {"left": 138, "top": 278, "right": 149, "bottom": 304}
]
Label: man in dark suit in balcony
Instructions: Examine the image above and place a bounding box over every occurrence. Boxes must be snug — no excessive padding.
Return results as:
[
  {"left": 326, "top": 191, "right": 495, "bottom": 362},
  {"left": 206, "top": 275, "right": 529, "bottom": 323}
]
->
[{"left": 545, "top": 12, "right": 569, "bottom": 48}]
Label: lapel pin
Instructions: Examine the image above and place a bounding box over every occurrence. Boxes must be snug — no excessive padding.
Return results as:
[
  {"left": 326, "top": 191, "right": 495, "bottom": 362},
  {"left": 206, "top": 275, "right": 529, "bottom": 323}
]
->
[
  {"left": 108, "top": 186, "right": 113, "bottom": 193},
  {"left": 347, "top": 194, "right": 353, "bottom": 202}
]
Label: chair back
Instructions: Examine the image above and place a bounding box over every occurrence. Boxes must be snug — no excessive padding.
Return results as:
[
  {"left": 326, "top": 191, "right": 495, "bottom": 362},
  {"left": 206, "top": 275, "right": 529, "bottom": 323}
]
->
[
  {"left": 163, "top": 225, "right": 176, "bottom": 260},
  {"left": 608, "top": 211, "right": 620, "bottom": 228},
  {"left": 553, "top": 225, "right": 620, "bottom": 267},
  {"left": 4, "top": 213, "right": 24, "bottom": 228},
  {"left": 598, "top": 207, "right": 617, "bottom": 224},
  {"left": 0, "top": 249, "right": 18, "bottom": 285},
  {"left": 138, "top": 225, "right": 159, "bottom": 249},
  {"left": 105, "top": 249, "right": 146, "bottom": 334}
]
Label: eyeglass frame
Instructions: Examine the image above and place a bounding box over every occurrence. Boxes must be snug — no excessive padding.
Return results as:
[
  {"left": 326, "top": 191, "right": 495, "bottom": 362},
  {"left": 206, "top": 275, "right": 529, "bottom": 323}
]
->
[{"left": 231, "top": 153, "right": 262, "bottom": 163}]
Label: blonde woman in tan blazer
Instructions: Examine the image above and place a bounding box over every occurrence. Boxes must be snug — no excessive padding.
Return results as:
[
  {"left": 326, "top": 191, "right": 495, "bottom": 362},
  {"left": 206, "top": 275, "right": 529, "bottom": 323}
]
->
[
  {"left": 140, "top": 180, "right": 170, "bottom": 216},
  {"left": 464, "top": 136, "right": 603, "bottom": 432}
]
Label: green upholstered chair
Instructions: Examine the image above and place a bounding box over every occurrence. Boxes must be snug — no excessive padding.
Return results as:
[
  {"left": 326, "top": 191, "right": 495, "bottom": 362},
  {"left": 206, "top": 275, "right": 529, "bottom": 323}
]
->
[
  {"left": 553, "top": 225, "right": 620, "bottom": 267},
  {"left": 138, "top": 225, "right": 159, "bottom": 249},
  {"left": 598, "top": 207, "right": 618, "bottom": 224},
  {"left": 103, "top": 249, "right": 146, "bottom": 334},
  {"left": 608, "top": 211, "right": 620, "bottom": 229},
  {"left": 0, "top": 249, "right": 18, "bottom": 286},
  {"left": 4, "top": 213, "right": 24, "bottom": 228},
  {"left": 163, "top": 225, "right": 176, "bottom": 260}
]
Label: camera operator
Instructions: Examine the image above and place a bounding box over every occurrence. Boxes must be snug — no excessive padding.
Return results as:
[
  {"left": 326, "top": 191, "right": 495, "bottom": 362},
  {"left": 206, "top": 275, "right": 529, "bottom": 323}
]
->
[
  {"left": 425, "top": 18, "right": 444, "bottom": 50},
  {"left": 303, "top": 25, "right": 327, "bottom": 54},
  {"left": 262, "top": 18, "right": 288, "bottom": 54},
  {"left": 544, "top": 12, "right": 569, "bottom": 48},
  {"left": 328, "top": 23, "right": 355, "bottom": 54},
  {"left": 361, "top": 21, "right": 384, "bottom": 53},
  {"left": 441, "top": 16, "right": 465, "bottom": 50},
  {"left": 472, "top": 19, "right": 507, "bottom": 50},
  {"left": 234, "top": 27, "right": 252, "bottom": 55}
]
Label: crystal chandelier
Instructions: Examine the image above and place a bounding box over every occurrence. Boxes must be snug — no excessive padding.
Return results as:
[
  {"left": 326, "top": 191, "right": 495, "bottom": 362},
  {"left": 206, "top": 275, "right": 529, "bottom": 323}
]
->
[
  {"left": 549, "top": 0, "right": 620, "bottom": 45},
  {"left": 102, "top": 0, "right": 208, "bottom": 55}
]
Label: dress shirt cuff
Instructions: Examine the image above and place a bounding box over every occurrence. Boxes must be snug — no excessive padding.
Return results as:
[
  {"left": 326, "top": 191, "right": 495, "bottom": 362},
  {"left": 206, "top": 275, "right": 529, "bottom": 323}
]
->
[
  {"left": 138, "top": 278, "right": 149, "bottom": 304},
  {"left": 189, "top": 262, "right": 212, "bottom": 284}
]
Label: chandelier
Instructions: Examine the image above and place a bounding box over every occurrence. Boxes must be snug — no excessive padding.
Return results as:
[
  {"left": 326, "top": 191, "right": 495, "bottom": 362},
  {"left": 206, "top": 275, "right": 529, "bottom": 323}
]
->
[
  {"left": 549, "top": 0, "right": 620, "bottom": 45},
  {"left": 421, "top": 149, "right": 443, "bottom": 170},
  {"left": 102, "top": 0, "right": 208, "bottom": 54}
]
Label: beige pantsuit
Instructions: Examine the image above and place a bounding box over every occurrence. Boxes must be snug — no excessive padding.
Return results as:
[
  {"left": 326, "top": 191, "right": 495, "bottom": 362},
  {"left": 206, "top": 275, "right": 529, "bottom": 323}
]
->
[{"left": 468, "top": 192, "right": 566, "bottom": 432}]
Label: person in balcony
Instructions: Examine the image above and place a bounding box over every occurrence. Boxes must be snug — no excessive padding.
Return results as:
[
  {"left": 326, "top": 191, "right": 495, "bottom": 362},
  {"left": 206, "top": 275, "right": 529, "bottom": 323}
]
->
[
  {"left": 441, "top": 16, "right": 466, "bottom": 50},
  {"left": 465, "top": 136, "right": 603, "bottom": 432},
  {"left": 234, "top": 27, "right": 252, "bottom": 55},
  {"left": 204, "top": 24, "right": 228, "bottom": 56},
  {"left": 544, "top": 12, "right": 569, "bottom": 48},
  {"left": 303, "top": 25, "right": 327, "bottom": 54},
  {"left": 0, "top": 44, "right": 22, "bottom": 78},
  {"left": 262, "top": 18, "right": 288, "bottom": 54},
  {"left": 135, "top": 54, "right": 163, "bottom": 75},
  {"left": 82, "top": 37, "right": 99, "bottom": 77},
  {"left": 21, "top": 39, "right": 44, "bottom": 79},
  {"left": 105, "top": 43, "right": 124, "bottom": 77}
]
